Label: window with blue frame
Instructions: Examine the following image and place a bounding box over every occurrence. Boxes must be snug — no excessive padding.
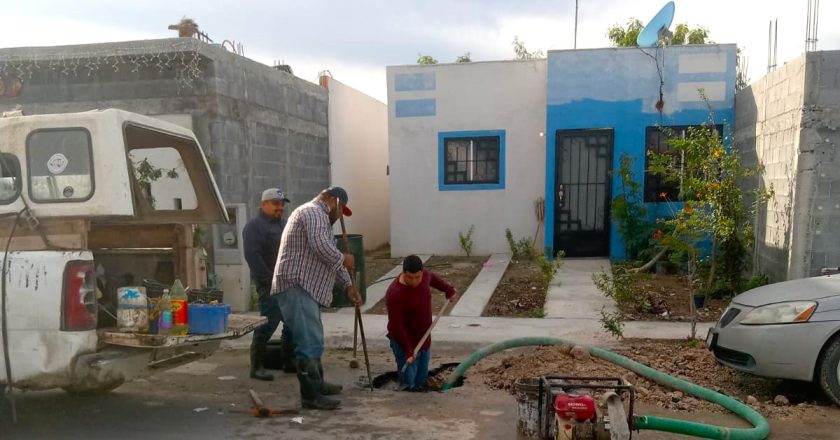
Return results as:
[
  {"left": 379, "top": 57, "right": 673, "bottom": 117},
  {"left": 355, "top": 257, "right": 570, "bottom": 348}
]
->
[
  {"left": 644, "top": 125, "right": 722, "bottom": 202},
  {"left": 439, "top": 130, "right": 505, "bottom": 190}
]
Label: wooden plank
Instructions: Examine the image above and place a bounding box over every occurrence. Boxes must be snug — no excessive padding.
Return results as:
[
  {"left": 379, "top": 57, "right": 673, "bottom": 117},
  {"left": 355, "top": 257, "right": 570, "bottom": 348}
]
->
[
  {"left": 6, "top": 234, "right": 84, "bottom": 251},
  {"left": 100, "top": 314, "right": 266, "bottom": 348},
  {"left": 0, "top": 218, "right": 88, "bottom": 251},
  {"left": 88, "top": 224, "right": 177, "bottom": 248}
]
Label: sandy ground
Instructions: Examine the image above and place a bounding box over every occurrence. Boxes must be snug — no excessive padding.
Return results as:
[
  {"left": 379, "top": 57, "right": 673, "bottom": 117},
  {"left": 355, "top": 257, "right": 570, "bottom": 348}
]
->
[{"left": 3, "top": 344, "right": 839, "bottom": 439}]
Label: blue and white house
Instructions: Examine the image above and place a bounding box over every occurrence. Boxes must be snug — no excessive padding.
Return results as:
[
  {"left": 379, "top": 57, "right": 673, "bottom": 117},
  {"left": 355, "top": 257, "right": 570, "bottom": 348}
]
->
[{"left": 386, "top": 44, "right": 736, "bottom": 259}]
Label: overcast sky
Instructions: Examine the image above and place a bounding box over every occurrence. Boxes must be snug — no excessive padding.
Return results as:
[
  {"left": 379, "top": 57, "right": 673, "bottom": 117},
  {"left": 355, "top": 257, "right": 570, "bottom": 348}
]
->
[{"left": 3, "top": 1, "right": 838, "bottom": 102}]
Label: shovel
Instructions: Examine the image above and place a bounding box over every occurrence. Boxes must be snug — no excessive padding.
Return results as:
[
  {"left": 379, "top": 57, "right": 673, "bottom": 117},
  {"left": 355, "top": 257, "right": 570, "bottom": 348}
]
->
[
  {"left": 399, "top": 298, "right": 451, "bottom": 377},
  {"left": 338, "top": 203, "right": 373, "bottom": 391}
]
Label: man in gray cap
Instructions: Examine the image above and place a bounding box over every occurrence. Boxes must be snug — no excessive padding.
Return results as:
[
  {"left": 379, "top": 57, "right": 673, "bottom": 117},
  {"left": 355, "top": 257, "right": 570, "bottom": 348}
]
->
[
  {"left": 272, "top": 186, "right": 359, "bottom": 410},
  {"left": 243, "top": 188, "right": 295, "bottom": 381}
]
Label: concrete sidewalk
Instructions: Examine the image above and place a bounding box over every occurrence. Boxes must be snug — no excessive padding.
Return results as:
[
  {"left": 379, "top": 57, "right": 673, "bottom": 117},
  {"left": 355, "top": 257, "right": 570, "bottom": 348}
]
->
[
  {"left": 449, "top": 253, "right": 511, "bottom": 317},
  {"left": 227, "top": 312, "right": 713, "bottom": 352},
  {"left": 545, "top": 258, "right": 615, "bottom": 319}
]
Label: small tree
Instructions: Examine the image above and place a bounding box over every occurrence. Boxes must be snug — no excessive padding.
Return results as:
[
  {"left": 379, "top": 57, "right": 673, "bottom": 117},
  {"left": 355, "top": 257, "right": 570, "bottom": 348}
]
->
[
  {"left": 458, "top": 225, "right": 475, "bottom": 257},
  {"left": 606, "top": 18, "right": 644, "bottom": 47},
  {"left": 611, "top": 153, "right": 657, "bottom": 260},
  {"left": 417, "top": 54, "right": 438, "bottom": 65},
  {"left": 512, "top": 36, "right": 544, "bottom": 60},
  {"left": 456, "top": 52, "right": 471, "bottom": 63},
  {"left": 648, "top": 97, "right": 772, "bottom": 334},
  {"left": 607, "top": 19, "right": 709, "bottom": 47}
]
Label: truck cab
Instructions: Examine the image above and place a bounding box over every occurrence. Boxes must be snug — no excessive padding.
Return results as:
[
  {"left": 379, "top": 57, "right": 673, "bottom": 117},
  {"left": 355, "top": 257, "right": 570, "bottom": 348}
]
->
[{"left": 0, "top": 109, "right": 260, "bottom": 393}]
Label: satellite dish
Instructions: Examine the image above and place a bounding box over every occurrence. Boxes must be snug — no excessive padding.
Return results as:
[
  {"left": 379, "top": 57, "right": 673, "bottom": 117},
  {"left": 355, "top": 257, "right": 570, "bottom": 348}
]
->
[{"left": 636, "top": 1, "right": 675, "bottom": 47}]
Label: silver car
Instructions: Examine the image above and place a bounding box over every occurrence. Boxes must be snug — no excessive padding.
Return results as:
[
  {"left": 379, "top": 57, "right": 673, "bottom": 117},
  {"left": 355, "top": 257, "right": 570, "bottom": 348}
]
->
[{"left": 707, "top": 274, "right": 840, "bottom": 404}]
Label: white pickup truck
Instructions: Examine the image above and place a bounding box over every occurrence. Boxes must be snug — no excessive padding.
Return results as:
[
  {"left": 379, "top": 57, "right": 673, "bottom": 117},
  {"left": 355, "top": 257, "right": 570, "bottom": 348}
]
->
[{"left": 0, "top": 109, "right": 262, "bottom": 394}]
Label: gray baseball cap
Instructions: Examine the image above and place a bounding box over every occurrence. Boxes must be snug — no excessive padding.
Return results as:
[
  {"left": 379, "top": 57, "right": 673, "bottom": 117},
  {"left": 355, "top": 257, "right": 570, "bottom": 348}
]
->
[{"left": 261, "top": 188, "right": 290, "bottom": 203}]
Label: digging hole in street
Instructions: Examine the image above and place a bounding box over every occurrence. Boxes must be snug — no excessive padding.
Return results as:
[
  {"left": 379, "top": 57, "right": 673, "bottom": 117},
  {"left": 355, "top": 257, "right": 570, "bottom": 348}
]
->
[{"left": 370, "top": 362, "right": 464, "bottom": 391}]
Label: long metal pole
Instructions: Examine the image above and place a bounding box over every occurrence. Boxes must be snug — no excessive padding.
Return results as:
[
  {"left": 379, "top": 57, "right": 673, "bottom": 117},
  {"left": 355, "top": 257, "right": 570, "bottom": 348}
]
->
[
  {"left": 574, "top": 0, "right": 579, "bottom": 49},
  {"left": 338, "top": 205, "right": 373, "bottom": 391}
]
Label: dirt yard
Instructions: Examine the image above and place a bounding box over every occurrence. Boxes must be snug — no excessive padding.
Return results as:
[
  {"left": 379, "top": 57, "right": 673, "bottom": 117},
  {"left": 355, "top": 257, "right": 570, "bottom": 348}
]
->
[
  {"left": 476, "top": 339, "right": 833, "bottom": 421},
  {"left": 363, "top": 244, "right": 400, "bottom": 288},
  {"left": 365, "top": 255, "right": 487, "bottom": 315},
  {"left": 482, "top": 259, "right": 546, "bottom": 318},
  {"left": 615, "top": 271, "right": 729, "bottom": 322}
]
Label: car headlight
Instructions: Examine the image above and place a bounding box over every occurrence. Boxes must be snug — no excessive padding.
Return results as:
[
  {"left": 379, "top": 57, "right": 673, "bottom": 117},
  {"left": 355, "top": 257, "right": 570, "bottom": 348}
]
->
[{"left": 740, "top": 301, "right": 817, "bottom": 325}]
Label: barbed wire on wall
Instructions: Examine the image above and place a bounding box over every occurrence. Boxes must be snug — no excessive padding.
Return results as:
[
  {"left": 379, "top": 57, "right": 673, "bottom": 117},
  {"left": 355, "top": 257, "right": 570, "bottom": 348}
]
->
[{"left": 0, "top": 39, "right": 206, "bottom": 94}]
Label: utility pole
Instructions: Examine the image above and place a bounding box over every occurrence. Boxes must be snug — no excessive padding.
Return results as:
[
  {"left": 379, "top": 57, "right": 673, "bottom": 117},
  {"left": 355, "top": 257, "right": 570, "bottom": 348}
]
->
[{"left": 574, "top": 0, "right": 579, "bottom": 49}]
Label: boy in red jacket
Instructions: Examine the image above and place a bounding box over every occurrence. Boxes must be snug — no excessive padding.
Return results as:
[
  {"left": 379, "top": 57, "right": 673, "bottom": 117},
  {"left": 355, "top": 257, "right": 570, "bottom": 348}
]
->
[{"left": 386, "top": 255, "right": 457, "bottom": 391}]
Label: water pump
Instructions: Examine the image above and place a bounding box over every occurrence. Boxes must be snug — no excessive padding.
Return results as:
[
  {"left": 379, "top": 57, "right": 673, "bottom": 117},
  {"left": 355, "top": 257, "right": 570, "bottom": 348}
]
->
[{"left": 539, "top": 376, "right": 634, "bottom": 440}]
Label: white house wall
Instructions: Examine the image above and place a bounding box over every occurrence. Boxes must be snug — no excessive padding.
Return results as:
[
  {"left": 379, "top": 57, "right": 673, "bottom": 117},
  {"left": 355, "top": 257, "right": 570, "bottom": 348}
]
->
[
  {"left": 387, "top": 60, "right": 547, "bottom": 256},
  {"left": 327, "top": 78, "right": 390, "bottom": 250}
]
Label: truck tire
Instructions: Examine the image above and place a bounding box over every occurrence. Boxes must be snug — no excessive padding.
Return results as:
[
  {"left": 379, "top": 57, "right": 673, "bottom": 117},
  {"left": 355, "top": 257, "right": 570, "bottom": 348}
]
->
[
  {"left": 818, "top": 336, "right": 840, "bottom": 406},
  {"left": 62, "top": 379, "right": 124, "bottom": 396}
]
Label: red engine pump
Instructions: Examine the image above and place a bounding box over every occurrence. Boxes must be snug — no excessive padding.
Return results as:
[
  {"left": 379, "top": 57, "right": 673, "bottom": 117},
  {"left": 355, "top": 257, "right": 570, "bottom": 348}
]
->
[
  {"left": 554, "top": 393, "right": 604, "bottom": 440},
  {"left": 554, "top": 393, "right": 596, "bottom": 422}
]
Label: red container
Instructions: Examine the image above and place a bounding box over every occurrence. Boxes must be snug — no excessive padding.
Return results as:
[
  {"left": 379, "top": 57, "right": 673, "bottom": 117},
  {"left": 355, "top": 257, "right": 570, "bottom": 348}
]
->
[
  {"left": 554, "top": 393, "right": 596, "bottom": 422},
  {"left": 171, "top": 299, "right": 188, "bottom": 327}
]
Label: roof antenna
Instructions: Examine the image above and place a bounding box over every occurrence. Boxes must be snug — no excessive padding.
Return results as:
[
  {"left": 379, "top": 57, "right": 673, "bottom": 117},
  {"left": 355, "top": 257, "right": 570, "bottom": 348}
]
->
[
  {"left": 767, "top": 19, "right": 778, "bottom": 73},
  {"left": 805, "top": 0, "right": 819, "bottom": 52},
  {"left": 637, "top": 1, "right": 675, "bottom": 114}
]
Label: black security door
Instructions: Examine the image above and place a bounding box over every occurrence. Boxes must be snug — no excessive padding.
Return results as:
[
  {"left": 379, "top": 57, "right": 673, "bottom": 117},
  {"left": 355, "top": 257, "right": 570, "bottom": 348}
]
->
[{"left": 554, "top": 129, "right": 614, "bottom": 257}]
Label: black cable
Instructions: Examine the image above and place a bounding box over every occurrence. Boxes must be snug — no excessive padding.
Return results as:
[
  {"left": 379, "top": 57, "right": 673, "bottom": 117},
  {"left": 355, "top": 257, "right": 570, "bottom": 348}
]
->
[
  {"left": 1, "top": 208, "right": 24, "bottom": 424},
  {"left": 0, "top": 146, "right": 25, "bottom": 423}
]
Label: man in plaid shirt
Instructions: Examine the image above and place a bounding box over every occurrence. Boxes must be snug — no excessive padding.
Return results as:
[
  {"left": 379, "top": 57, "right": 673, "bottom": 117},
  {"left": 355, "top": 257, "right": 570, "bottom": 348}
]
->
[{"left": 272, "top": 186, "right": 360, "bottom": 410}]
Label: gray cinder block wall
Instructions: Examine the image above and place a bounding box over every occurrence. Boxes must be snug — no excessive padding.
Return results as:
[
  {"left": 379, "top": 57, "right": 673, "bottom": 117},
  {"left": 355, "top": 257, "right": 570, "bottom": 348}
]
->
[
  {"left": 0, "top": 38, "right": 329, "bottom": 217},
  {"left": 735, "top": 50, "right": 840, "bottom": 281}
]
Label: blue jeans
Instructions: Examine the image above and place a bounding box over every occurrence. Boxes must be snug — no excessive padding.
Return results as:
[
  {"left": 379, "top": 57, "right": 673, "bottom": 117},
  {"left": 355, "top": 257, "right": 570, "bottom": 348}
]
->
[
  {"left": 390, "top": 339, "right": 430, "bottom": 391},
  {"left": 252, "top": 284, "right": 290, "bottom": 343},
  {"left": 276, "top": 286, "right": 324, "bottom": 361}
]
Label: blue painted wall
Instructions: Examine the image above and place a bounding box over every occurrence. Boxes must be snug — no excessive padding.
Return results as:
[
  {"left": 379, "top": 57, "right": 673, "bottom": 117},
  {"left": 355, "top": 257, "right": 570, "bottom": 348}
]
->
[{"left": 543, "top": 45, "right": 737, "bottom": 260}]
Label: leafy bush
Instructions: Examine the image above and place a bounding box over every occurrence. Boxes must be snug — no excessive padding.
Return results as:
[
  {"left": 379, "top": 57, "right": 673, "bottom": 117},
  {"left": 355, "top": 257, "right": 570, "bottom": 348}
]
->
[
  {"left": 505, "top": 228, "right": 537, "bottom": 260},
  {"left": 742, "top": 274, "right": 769, "bottom": 292},
  {"left": 599, "top": 308, "right": 625, "bottom": 339},
  {"left": 611, "top": 153, "right": 658, "bottom": 261},
  {"left": 537, "top": 251, "right": 565, "bottom": 289},
  {"left": 592, "top": 266, "right": 636, "bottom": 306},
  {"left": 458, "top": 225, "right": 475, "bottom": 257}
]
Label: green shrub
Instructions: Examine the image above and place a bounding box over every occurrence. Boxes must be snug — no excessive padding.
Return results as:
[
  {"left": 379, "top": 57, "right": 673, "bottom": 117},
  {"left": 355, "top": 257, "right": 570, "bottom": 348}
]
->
[
  {"left": 537, "top": 251, "right": 565, "bottom": 289},
  {"left": 458, "top": 225, "right": 475, "bottom": 257},
  {"left": 599, "top": 308, "right": 625, "bottom": 339},
  {"left": 505, "top": 228, "right": 536, "bottom": 260},
  {"left": 592, "top": 266, "right": 636, "bottom": 306},
  {"left": 742, "top": 274, "right": 769, "bottom": 292}
]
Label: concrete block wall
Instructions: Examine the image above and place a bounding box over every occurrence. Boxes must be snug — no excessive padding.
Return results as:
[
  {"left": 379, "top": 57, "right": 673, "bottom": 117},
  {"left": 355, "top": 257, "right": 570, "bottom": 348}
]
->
[
  {"left": 0, "top": 38, "right": 329, "bottom": 218},
  {"left": 735, "top": 50, "right": 840, "bottom": 281},
  {"left": 801, "top": 51, "right": 840, "bottom": 277},
  {"left": 734, "top": 55, "right": 806, "bottom": 281}
]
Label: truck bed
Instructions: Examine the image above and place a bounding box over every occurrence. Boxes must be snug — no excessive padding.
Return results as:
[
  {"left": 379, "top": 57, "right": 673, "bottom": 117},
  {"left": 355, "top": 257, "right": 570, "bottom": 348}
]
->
[{"left": 99, "top": 314, "right": 265, "bottom": 348}]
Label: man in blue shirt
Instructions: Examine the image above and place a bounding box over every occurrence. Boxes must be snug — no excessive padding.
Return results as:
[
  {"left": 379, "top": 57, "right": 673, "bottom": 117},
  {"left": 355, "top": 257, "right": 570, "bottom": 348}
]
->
[{"left": 243, "top": 188, "right": 293, "bottom": 381}]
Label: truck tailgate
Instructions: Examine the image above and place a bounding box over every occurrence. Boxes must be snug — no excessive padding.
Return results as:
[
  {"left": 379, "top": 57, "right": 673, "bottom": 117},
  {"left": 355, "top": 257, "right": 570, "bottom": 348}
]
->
[{"left": 99, "top": 314, "right": 265, "bottom": 348}]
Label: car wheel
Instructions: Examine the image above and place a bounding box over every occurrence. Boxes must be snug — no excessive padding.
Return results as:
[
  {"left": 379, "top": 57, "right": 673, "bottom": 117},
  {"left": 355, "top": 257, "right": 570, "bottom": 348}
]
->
[
  {"left": 61, "top": 379, "right": 124, "bottom": 396},
  {"left": 818, "top": 336, "right": 840, "bottom": 406}
]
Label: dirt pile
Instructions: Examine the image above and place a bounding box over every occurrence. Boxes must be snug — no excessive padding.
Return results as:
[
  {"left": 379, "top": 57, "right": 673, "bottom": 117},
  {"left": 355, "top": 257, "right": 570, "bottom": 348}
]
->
[{"left": 476, "top": 340, "right": 832, "bottom": 420}]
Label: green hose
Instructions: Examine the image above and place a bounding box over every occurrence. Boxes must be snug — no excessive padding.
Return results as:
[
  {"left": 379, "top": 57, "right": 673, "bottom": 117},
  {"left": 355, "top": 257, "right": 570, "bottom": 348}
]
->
[{"left": 441, "top": 337, "right": 769, "bottom": 440}]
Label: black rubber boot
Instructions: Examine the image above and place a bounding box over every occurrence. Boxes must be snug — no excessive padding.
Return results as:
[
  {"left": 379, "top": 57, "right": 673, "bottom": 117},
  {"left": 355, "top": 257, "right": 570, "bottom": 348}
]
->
[
  {"left": 317, "top": 359, "right": 343, "bottom": 396},
  {"left": 297, "top": 359, "right": 340, "bottom": 410},
  {"left": 281, "top": 334, "right": 298, "bottom": 374},
  {"left": 250, "top": 339, "right": 274, "bottom": 381}
]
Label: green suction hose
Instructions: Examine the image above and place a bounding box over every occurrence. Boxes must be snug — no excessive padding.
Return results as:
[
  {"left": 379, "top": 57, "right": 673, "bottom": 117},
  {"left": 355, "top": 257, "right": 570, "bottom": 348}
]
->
[{"left": 441, "top": 337, "right": 769, "bottom": 440}]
